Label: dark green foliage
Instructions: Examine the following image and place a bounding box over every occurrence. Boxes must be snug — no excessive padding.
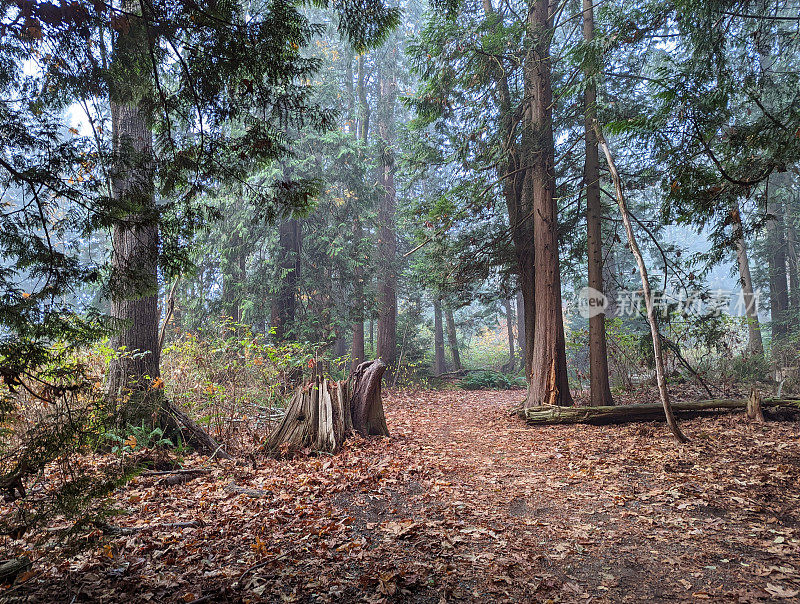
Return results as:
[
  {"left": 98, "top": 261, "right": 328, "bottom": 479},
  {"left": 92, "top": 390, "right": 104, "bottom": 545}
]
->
[{"left": 460, "top": 370, "right": 523, "bottom": 391}]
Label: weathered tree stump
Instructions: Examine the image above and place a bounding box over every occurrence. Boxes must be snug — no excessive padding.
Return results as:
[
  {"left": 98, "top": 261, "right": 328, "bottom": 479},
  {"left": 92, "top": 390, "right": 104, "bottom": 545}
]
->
[
  {"left": 746, "top": 389, "right": 765, "bottom": 423},
  {"left": 265, "top": 360, "right": 389, "bottom": 455}
]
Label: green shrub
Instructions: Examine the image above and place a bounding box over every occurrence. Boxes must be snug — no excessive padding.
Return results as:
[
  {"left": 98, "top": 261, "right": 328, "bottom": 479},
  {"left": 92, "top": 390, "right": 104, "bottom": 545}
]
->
[{"left": 460, "top": 370, "right": 522, "bottom": 390}]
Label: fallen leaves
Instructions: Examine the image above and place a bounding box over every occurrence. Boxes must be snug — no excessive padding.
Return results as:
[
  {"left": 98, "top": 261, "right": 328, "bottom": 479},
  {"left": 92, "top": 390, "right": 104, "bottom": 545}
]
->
[{"left": 4, "top": 387, "right": 800, "bottom": 602}]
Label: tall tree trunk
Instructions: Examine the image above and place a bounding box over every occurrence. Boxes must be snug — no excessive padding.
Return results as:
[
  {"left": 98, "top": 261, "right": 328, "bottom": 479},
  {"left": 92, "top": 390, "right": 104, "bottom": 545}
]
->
[
  {"left": 787, "top": 197, "right": 799, "bottom": 321},
  {"left": 504, "top": 298, "right": 516, "bottom": 372},
  {"left": 351, "top": 54, "right": 369, "bottom": 371},
  {"left": 445, "top": 307, "right": 461, "bottom": 372},
  {"left": 732, "top": 200, "right": 765, "bottom": 357},
  {"left": 524, "top": 0, "right": 572, "bottom": 408},
  {"left": 482, "top": 0, "right": 535, "bottom": 381},
  {"left": 515, "top": 290, "right": 526, "bottom": 368},
  {"left": 356, "top": 54, "right": 370, "bottom": 144},
  {"left": 351, "top": 217, "right": 365, "bottom": 370},
  {"left": 271, "top": 218, "right": 300, "bottom": 342},
  {"left": 766, "top": 175, "right": 790, "bottom": 353},
  {"left": 107, "top": 1, "right": 160, "bottom": 403},
  {"left": 369, "top": 318, "right": 374, "bottom": 356},
  {"left": 583, "top": 0, "right": 614, "bottom": 406},
  {"left": 375, "top": 66, "right": 398, "bottom": 369},
  {"left": 433, "top": 298, "right": 446, "bottom": 375},
  {"left": 595, "top": 126, "right": 688, "bottom": 443}
]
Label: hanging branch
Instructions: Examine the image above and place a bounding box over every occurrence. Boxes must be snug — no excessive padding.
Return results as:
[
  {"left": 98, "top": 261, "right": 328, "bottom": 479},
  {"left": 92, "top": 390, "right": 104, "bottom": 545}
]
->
[{"left": 593, "top": 121, "right": 688, "bottom": 443}]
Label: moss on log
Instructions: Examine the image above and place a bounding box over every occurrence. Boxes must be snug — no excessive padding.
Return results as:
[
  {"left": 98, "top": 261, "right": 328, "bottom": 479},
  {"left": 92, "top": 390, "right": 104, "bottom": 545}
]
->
[{"left": 518, "top": 398, "right": 800, "bottom": 425}]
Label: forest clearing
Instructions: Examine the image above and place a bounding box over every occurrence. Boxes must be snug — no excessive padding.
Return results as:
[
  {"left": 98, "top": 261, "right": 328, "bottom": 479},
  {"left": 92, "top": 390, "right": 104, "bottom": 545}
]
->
[
  {"left": 5, "top": 387, "right": 800, "bottom": 603},
  {"left": 3, "top": 0, "right": 800, "bottom": 601}
]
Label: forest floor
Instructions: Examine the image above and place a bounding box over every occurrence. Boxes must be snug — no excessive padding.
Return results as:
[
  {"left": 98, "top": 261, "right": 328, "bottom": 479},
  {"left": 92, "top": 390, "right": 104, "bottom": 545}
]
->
[{"left": 5, "top": 386, "right": 800, "bottom": 602}]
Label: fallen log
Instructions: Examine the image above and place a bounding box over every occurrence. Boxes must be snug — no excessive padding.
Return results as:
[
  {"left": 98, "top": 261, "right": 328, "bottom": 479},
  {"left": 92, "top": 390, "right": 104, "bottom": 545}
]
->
[
  {"left": 517, "top": 397, "right": 800, "bottom": 425},
  {"left": 0, "top": 557, "right": 30, "bottom": 583}
]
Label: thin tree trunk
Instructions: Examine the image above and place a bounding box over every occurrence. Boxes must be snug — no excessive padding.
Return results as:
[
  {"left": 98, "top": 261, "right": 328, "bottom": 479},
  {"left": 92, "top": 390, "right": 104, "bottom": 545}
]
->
[
  {"left": 107, "top": 1, "right": 160, "bottom": 404},
  {"left": 787, "top": 198, "right": 799, "bottom": 320},
  {"left": 352, "top": 220, "right": 366, "bottom": 371},
  {"left": 595, "top": 125, "right": 688, "bottom": 443},
  {"left": 356, "top": 54, "right": 370, "bottom": 144},
  {"left": 271, "top": 218, "right": 301, "bottom": 341},
  {"left": 515, "top": 290, "right": 526, "bottom": 370},
  {"left": 583, "top": 0, "right": 614, "bottom": 406},
  {"left": 375, "top": 66, "right": 398, "bottom": 369},
  {"left": 766, "top": 175, "right": 790, "bottom": 351},
  {"left": 351, "top": 55, "right": 369, "bottom": 371},
  {"left": 504, "top": 298, "right": 515, "bottom": 372},
  {"left": 433, "top": 298, "right": 446, "bottom": 375},
  {"left": 445, "top": 307, "right": 461, "bottom": 372},
  {"left": 731, "top": 200, "right": 765, "bottom": 357},
  {"left": 524, "top": 0, "right": 572, "bottom": 408}
]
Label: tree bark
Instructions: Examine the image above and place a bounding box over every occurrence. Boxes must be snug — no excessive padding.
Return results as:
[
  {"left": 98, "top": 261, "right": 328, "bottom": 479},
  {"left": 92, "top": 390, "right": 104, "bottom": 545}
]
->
[
  {"left": 583, "top": 0, "right": 614, "bottom": 406},
  {"left": 352, "top": 57, "right": 369, "bottom": 370},
  {"left": 766, "top": 175, "right": 790, "bottom": 351},
  {"left": 524, "top": 0, "right": 573, "bottom": 408},
  {"left": 106, "top": 1, "right": 160, "bottom": 406},
  {"left": 504, "top": 298, "right": 516, "bottom": 372},
  {"left": 375, "top": 66, "right": 398, "bottom": 369},
  {"left": 271, "top": 218, "right": 301, "bottom": 341},
  {"left": 786, "top": 198, "right": 799, "bottom": 321},
  {"left": 515, "top": 290, "right": 526, "bottom": 369},
  {"left": 596, "top": 125, "right": 687, "bottom": 442},
  {"left": 732, "top": 200, "right": 765, "bottom": 357},
  {"left": 445, "top": 306, "right": 462, "bottom": 372},
  {"left": 519, "top": 397, "right": 799, "bottom": 425},
  {"left": 433, "top": 298, "right": 446, "bottom": 375},
  {"left": 482, "top": 0, "right": 535, "bottom": 382},
  {"left": 350, "top": 360, "right": 390, "bottom": 435}
]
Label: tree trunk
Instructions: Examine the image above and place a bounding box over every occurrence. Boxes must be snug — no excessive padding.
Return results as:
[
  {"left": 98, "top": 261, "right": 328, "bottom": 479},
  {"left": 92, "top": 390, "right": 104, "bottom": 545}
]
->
[
  {"left": 515, "top": 290, "right": 526, "bottom": 370},
  {"left": 524, "top": 0, "right": 572, "bottom": 408},
  {"left": 482, "top": 0, "right": 535, "bottom": 382},
  {"left": 271, "top": 218, "right": 301, "bottom": 341},
  {"left": 786, "top": 198, "right": 799, "bottom": 321},
  {"left": 504, "top": 298, "right": 515, "bottom": 372},
  {"left": 596, "top": 126, "right": 687, "bottom": 443},
  {"left": 352, "top": 57, "right": 370, "bottom": 371},
  {"left": 445, "top": 307, "right": 462, "bottom": 372},
  {"left": 732, "top": 200, "right": 765, "bottom": 357},
  {"left": 766, "top": 175, "right": 790, "bottom": 351},
  {"left": 375, "top": 67, "right": 398, "bottom": 369},
  {"left": 352, "top": 219, "right": 366, "bottom": 371},
  {"left": 356, "top": 54, "right": 370, "bottom": 145},
  {"left": 583, "top": 0, "right": 614, "bottom": 406},
  {"left": 433, "top": 298, "right": 446, "bottom": 375},
  {"left": 350, "top": 360, "right": 390, "bottom": 435},
  {"left": 106, "top": 1, "right": 160, "bottom": 408}
]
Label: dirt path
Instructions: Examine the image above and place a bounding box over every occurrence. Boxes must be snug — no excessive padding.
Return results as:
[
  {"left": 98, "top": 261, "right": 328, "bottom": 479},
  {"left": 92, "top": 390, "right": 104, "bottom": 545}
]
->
[{"left": 7, "top": 388, "right": 800, "bottom": 602}]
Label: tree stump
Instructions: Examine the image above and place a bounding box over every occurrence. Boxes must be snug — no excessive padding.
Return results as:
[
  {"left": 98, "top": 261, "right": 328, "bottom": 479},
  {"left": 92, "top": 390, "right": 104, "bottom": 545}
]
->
[
  {"left": 265, "top": 360, "right": 389, "bottom": 455},
  {"left": 746, "top": 388, "right": 765, "bottom": 423}
]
